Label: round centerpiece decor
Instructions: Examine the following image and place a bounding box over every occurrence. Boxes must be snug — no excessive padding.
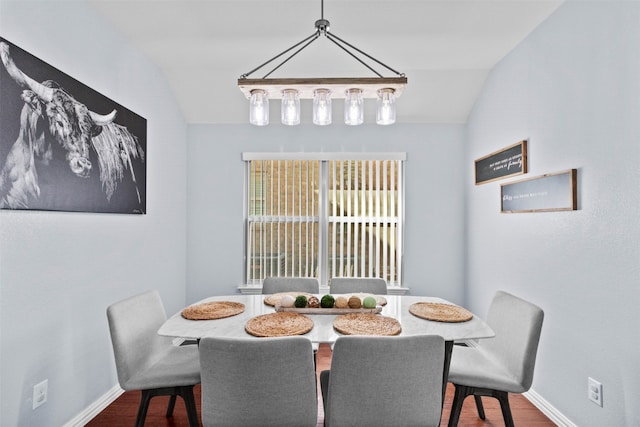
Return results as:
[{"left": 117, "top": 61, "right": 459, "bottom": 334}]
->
[
  {"left": 181, "top": 301, "right": 245, "bottom": 320},
  {"left": 245, "top": 312, "right": 314, "bottom": 337},
  {"left": 408, "top": 302, "right": 473, "bottom": 323},
  {"left": 333, "top": 313, "right": 401, "bottom": 336}
]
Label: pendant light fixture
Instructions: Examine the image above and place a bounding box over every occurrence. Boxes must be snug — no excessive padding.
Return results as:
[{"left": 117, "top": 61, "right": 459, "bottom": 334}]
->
[{"left": 238, "top": 0, "right": 406, "bottom": 126}]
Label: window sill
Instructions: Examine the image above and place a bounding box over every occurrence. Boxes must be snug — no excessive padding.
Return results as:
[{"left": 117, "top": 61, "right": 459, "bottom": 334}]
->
[{"left": 238, "top": 285, "right": 409, "bottom": 295}]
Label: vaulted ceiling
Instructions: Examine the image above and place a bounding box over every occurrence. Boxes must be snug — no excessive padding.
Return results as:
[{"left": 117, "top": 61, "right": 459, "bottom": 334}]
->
[{"left": 89, "top": 0, "right": 564, "bottom": 124}]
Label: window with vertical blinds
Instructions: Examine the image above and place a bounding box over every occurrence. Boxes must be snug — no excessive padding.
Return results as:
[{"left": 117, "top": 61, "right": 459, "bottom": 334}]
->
[{"left": 243, "top": 153, "right": 405, "bottom": 288}]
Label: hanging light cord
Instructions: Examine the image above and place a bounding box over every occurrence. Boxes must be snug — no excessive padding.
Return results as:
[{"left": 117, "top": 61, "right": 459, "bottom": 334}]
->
[{"left": 240, "top": 0, "right": 405, "bottom": 80}]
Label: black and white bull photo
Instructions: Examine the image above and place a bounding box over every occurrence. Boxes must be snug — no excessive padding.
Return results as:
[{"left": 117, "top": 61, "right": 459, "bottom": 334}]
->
[{"left": 0, "top": 38, "right": 146, "bottom": 214}]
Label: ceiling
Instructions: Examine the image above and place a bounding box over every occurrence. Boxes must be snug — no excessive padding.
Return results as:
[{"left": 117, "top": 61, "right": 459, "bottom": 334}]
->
[{"left": 88, "top": 0, "right": 564, "bottom": 125}]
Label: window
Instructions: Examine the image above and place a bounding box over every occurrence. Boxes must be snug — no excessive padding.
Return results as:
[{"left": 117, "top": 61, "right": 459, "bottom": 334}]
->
[{"left": 243, "top": 153, "right": 405, "bottom": 288}]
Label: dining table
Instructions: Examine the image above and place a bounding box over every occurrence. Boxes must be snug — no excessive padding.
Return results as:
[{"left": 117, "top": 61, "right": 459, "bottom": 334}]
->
[{"left": 158, "top": 294, "right": 495, "bottom": 403}]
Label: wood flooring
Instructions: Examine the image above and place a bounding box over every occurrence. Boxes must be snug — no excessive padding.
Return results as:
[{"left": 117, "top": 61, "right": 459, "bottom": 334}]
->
[{"left": 87, "top": 344, "right": 555, "bottom": 427}]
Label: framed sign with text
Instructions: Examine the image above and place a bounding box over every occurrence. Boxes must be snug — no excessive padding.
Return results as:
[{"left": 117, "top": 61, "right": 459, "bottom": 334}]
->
[
  {"left": 501, "top": 169, "right": 577, "bottom": 213},
  {"left": 475, "top": 140, "right": 527, "bottom": 185}
]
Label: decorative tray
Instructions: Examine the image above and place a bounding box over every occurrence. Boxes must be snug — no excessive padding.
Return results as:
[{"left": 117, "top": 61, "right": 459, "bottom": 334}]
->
[
  {"left": 275, "top": 305, "right": 382, "bottom": 315},
  {"left": 264, "top": 292, "right": 387, "bottom": 307}
]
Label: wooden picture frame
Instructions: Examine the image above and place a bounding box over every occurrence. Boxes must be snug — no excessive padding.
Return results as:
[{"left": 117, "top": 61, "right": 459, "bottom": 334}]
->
[
  {"left": 501, "top": 169, "right": 577, "bottom": 213},
  {"left": 475, "top": 140, "right": 527, "bottom": 185}
]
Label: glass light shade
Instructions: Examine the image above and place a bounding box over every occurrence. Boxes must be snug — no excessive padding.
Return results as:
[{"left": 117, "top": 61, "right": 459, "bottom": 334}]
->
[
  {"left": 313, "top": 89, "right": 332, "bottom": 126},
  {"left": 281, "top": 89, "right": 300, "bottom": 126},
  {"left": 376, "top": 88, "right": 396, "bottom": 125},
  {"left": 249, "top": 89, "right": 269, "bottom": 126},
  {"left": 344, "top": 88, "right": 364, "bottom": 126}
]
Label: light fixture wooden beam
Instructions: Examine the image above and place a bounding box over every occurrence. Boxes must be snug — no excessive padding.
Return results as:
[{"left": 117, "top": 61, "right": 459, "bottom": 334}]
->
[{"left": 238, "top": 77, "right": 407, "bottom": 100}]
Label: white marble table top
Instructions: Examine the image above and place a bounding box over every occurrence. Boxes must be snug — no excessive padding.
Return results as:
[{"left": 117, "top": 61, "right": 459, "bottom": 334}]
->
[{"left": 158, "top": 294, "right": 494, "bottom": 343}]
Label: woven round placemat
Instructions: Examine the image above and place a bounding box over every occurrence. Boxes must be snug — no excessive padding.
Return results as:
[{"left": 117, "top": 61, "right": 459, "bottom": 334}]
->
[
  {"left": 181, "top": 301, "right": 245, "bottom": 320},
  {"left": 333, "top": 313, "right": 402, "bottom": 336},
  {"left": 408, "top": 302, "right": 473, "bottom": 323},
  {"left": 263, "top": 292, "right": 315, "bottom": 307},
  {"left": 245, "top": 312, "right": 314, "bottom": 337}
]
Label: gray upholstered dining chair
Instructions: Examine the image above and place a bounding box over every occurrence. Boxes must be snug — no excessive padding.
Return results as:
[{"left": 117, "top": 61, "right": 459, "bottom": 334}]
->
[
  {"left": 261, "top": 276, "right": 320, "bottom": 294},
  {"left": 320, "top": 334, "right": 445, "bottom": 427},
  {"left": 329, "top": 277, "right": 388, "bottom": 294},
  {"left": 199, "top": 336, "right": 318, "bottom": 427},
  {"left": 106, "top": 290, "right": 200, "bottom": 427},
  {"left": 446, "top": 290, "right": 544, "bottom": 427}
]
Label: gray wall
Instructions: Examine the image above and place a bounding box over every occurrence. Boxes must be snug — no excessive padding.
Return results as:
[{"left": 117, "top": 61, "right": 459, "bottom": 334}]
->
[
  {"left": 465, "top": 1, "right": 640, "bottom": 426},
  {"left": 187, "top": 124, "right": 467, "bottom": 302},
  {"left": 0, "top": 1, "right": 189, "bottom": 425}
]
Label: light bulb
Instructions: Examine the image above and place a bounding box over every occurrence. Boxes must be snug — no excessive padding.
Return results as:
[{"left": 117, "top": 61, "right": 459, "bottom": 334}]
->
[
  {"left": 249, "top": 89, "right": 269, "bottom": 126},
  {"left": 313, "top": 89, "right": 332, "bottom": 126},
  {"left": 376, "top": 88, "right": 396, "bottom": 125},
  {"left": 281, "top": 89, "right": 300, "bottom": 126},
  {"left": 344, "top": 88, "right": 363, "bottom": 126}
]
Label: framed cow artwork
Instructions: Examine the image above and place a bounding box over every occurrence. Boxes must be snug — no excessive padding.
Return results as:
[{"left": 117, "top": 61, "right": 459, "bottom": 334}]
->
[{"left": 0, "top": 37, "right": 146, "bottom": 214}]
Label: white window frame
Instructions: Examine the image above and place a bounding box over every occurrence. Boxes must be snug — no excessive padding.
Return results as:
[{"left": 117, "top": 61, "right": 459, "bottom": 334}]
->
[{"left": 241, "top": 152, "right": 406, "bottom": 292}]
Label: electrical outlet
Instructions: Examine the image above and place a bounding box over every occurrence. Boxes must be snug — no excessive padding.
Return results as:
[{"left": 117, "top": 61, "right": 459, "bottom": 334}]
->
[
  {"left": 32, "top": 379, "right": 48, "bottom": 410},
  {"left": 588, "top": 377, "right": 603, "bottom": 407}
]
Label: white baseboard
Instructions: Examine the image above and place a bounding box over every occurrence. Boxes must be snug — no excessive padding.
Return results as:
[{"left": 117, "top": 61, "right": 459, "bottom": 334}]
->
[
  {"left": 524, "top": 388, "right": 577, "bottom": 427},
  {"left": 62, "top": 385, "right": 124, "bottom": 427}
]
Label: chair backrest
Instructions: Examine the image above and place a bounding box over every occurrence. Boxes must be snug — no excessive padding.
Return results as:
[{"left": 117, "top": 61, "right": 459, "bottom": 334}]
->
[
  {"left": 482, "top": 290, "right": 545, "bottom": 391},
  {"left": 262, "top": 277, "right": 319, "bottom": 294},
  {"left": 324, "top": 335, "right": 444, "bottom": 427},
  {"left": 199, "top": 336, "right": 318, "bottom": 427},
  {"left": 106, "top": 290, "right": 172, "bottom": 389},
  {"left": 329, "top": 277, "right": 387, "bottom": 295}
]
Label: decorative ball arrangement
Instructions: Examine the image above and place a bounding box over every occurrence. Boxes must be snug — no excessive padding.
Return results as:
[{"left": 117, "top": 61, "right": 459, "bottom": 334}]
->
[
  {"left": 334, "top": 296, "right": 349, "bottom": 308},
  {"left": 294, "top": 295, "right": 308, "bottom": 308},
  {"left": 280, "top": 294, "right": 296, "bottom": 308},
  {"left": 321, "top": 294, "right": 336, "bottom": 308},
  {"left": 285, "top": 294, "right": 379, "bottom": 311},
  {"left": 362, "top": 296, "right": 377, "bottom": 308},
  {"left": 348, "top": 295, "right": 362, "bottom": 309},
  {"left": 307, "top": 296, "right": 320, "bottom": 308}
]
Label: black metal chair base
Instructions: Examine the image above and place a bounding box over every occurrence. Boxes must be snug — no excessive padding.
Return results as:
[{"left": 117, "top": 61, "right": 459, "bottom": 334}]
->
[
  {"left": 448, "top": 384, "right": 515, "bottom": 427},
  {"left": 136, "top": 385, "right": 198, "bottom": 427}
]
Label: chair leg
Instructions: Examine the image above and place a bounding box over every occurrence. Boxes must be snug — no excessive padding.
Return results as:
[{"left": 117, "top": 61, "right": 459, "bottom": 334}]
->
[
  {"left": 448, "top": 384, "right": 472, "bottom": 427},
  {"left": 474, "top": 395, "right": 486, "bottom": 420},
  {"left": 166, "top": 395, "right": 177, "bottom": 417},
  {"left": 177, "top": 385, "right": 199, "bottom": 427},
  {"left": 137, "top": 386, "right": 198, "bottom": 427},
  {"left": 494, "top": 390, "right": 515, "bottom": 427},
  {"left": 320, "top": 370, "right": 330, "bottom": 414},
  {"left": 136, "top": 390, "right": 154, "bottom": 427}
]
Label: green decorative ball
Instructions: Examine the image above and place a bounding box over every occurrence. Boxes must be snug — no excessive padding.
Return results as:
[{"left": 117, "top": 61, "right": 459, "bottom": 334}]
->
[
  {"left": 320, "top": 294, "right": 335, "bottom": 308},
  {"left": 363, "top": 296, "right": 377, "bottom": 308},
  {"left": 294, "top": 295, "right": 308, "bottom": 308}
]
